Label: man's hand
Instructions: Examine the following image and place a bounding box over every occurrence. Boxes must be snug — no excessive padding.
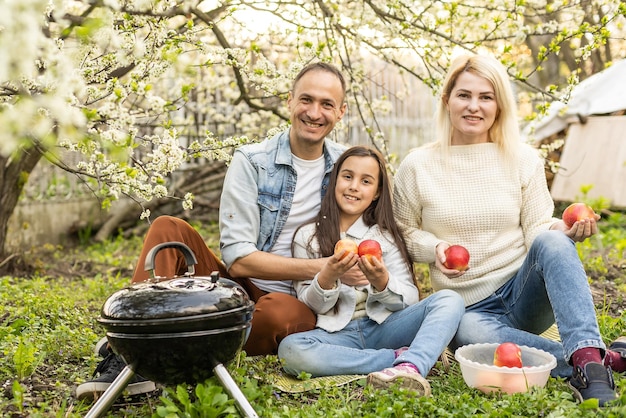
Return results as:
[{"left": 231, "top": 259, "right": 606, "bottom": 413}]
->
[{"left": 339, "top": 264, "right": 369, "bottom": 287}]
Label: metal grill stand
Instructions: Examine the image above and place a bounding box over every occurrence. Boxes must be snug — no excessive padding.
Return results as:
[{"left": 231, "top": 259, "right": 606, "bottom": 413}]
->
[{"left": 85, "top": 363, "right": 259, "bottom": 418}]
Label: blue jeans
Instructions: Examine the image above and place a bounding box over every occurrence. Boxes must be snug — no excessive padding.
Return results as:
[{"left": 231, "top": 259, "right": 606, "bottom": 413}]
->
[
  {"left": 451, "top": 231, "right": 605, "bottom": 378},
  {"left": 278, "top": 289, "right": 465, "bottom": 377}
]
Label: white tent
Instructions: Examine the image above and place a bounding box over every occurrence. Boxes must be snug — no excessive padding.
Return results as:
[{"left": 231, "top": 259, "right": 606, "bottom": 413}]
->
[
  {"left": 523, "top": 59, "right": 626, "bottom": 141},
  {"left": 522, "top": 59, "right": 626, "bottom": 208}
]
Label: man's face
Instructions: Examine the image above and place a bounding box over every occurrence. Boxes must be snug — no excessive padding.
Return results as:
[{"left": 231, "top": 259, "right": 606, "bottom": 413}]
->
[{"left": 287, "top": 69, "right": 346, "bottom": 153}]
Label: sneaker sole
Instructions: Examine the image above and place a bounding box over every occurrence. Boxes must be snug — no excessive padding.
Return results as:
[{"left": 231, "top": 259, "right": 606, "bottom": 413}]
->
[
  {"left": 367, "top": 372, "right": 432, "bottom": 396},
  {"left": 566, "top": 380, "right": 618, "bottom": 406},
  {"left": 566, "top": 380, "right": 584, "bottom": 404},
  {"left": 76, "top": 380, "right": 157, "bottom": 401}
]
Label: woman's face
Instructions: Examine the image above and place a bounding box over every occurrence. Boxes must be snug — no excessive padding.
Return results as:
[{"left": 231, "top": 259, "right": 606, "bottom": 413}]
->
[
  {"left": 334, "top": 155, "right": 380, "bottom": 229},
  {"left": 446, "top": 71, "right": 498, "bottom": 145}
]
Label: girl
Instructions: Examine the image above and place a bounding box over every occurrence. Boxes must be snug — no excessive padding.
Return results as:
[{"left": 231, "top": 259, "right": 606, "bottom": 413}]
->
[{"left": 277, "top": 146, "right": 464, "bottom": 396}]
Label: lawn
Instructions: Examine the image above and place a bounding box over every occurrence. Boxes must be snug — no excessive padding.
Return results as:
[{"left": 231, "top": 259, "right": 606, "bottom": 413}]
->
[{"left": 1, "top": 214, "right": 626, "bottom": 417}]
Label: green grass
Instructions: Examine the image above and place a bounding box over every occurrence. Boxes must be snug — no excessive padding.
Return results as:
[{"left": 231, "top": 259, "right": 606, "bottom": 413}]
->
[{"left": 1, "top": 217, "right": 626, "bottom": 417}]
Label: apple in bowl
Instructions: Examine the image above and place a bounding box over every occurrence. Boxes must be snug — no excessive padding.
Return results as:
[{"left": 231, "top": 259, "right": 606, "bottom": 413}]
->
[{"left": 493, "top": 342, "right": 523, "bottom": 368}]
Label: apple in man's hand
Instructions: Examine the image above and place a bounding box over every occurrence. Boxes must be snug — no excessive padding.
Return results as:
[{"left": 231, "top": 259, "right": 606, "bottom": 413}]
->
[
  {"left": 493, "top": 342, "right": 523, "bottom": 368},
  {"left": 358, "top": 239, "right": 382, "bottom": 262},
  {"left": 562, "top": 203, "right": 597, "bottom": 228},
  {"left": 334, "top": 238, "right": 358, "bottom": 259},
  {"left": 443, "top": 245, "right": 470, "bottom": 271}
]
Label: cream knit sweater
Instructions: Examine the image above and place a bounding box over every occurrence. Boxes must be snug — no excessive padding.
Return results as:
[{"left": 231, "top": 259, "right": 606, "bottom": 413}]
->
[{"left": 393, "top": 142, "right": 558, "bottom": 306}]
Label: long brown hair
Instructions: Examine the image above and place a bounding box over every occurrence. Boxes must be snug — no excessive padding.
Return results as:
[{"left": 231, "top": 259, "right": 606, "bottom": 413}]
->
[{"left": 295, "top": 145, "right": 414, "bottom": 277}]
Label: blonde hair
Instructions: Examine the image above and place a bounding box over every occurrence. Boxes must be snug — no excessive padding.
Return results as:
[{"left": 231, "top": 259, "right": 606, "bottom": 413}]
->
[{"left": 434, "top": 54, "right": 520, "bottom": 164}]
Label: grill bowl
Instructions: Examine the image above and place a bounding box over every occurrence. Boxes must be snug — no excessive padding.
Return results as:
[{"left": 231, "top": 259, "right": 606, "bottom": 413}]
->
[{"left": 106, "top": 323, "right": 251, "bottom": 384}]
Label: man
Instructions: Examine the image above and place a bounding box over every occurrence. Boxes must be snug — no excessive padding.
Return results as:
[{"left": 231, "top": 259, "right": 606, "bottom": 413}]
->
[{"left": 77, "top": 62, "right": 366, "bottom": 400}]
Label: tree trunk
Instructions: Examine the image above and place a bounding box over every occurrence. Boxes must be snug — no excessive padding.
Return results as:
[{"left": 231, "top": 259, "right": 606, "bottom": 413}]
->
[{"left": 0, "top": 147, "right": 44, "bottom": 265}]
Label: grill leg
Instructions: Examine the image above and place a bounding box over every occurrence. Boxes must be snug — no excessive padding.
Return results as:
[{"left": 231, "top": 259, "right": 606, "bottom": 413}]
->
[
  {"left": 84, "top": 365, "right": 136, "bottom": 418},
  {"left": 213, "top": 363, "right": 259, "bottom": 418}
]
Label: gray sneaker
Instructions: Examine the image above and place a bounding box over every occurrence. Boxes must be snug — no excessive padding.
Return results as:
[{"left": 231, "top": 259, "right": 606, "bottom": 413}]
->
[{"left": 567, "top": 363, "right": 618, "bottom": 407}]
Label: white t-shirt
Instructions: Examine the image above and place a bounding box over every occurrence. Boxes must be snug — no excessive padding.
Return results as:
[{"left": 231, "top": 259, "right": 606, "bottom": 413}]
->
[{"left": 251, "top": 153, "right": 326, "bottom": 294}]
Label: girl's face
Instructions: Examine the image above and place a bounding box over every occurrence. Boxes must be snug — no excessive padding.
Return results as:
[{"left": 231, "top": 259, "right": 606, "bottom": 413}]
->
[
  {"left": 334, "top": 155, "right": 380, "bottom": 230},
  {"left": 446, "top": 71, "right": 498, "bottom": 145}
]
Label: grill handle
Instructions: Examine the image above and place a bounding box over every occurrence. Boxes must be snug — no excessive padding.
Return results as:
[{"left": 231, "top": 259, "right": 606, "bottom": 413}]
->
[{"left": 144, "top": 241, "right": 198, "bottom": 279}]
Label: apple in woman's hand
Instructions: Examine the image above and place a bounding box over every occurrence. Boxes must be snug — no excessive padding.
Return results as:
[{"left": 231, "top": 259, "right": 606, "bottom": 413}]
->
[
  {"left": 562, "top": 203, "right": 597, "bottom": 228},
  {"left": 358, "top": 239, "right": 382, "bottom": 262},
  {"left": 334, "top": 238, "right": 358, "bottom": 259},
  {"left": 443, "top": 245, "right": 470, "bottom": 271},
  {"left": 493, "top": 342, "right": 523, "bottom": 368}
]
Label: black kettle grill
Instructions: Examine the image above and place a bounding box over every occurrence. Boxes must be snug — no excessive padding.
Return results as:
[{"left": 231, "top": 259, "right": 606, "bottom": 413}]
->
[{"left": 85, "top": 242, "right": 258, "bottom": 418}]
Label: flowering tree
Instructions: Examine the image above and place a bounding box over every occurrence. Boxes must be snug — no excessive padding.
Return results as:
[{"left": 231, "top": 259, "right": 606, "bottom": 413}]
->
[{"left": 1, "top": 0, "right": 624, "bottom": 261}]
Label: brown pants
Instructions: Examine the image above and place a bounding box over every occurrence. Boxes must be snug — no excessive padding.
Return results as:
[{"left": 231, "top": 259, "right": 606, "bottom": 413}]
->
[{"left": 132, "top": 215, "right": 316, "bottom": 356}]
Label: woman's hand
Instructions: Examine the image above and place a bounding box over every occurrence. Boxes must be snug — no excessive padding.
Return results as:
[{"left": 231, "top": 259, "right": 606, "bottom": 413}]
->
[
  {"left": 550, "top": 216, "right": 599, "bottom": 242},
  {"left": 435, "top": 242, "right": 468, "bottom": 278},
  {"left": 358, "top": 256, "right": 389, "bottom": 291},
  {"left": 318, "top": 252, "right": 359, "bottom": 289}
]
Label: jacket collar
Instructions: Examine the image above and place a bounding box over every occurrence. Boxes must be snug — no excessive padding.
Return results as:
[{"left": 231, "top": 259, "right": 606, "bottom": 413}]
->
[{"left": 345, "top": 216, "right": 371, "bottom": 240}]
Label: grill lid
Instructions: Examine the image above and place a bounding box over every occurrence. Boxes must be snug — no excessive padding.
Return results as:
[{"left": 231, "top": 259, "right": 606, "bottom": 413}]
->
[{"left": 100, "top": 242, "right": 251, "bottom": 322}]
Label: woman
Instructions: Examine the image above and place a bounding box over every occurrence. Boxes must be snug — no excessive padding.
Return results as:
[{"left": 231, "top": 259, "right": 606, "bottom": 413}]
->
[
  {"left": 393, "top": 54, "right": 624, "bottom": 406},
  {"left": 278, "top": 146, "right": 465, "bottom": 396}
]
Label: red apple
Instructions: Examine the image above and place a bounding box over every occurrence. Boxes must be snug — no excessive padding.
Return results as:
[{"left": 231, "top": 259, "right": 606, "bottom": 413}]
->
[
  {"left": 358, "top": 239, "right": 382, "bottom": 262},
  {"left": 443, "top": 245, "right": 470, "bottom": 271},
  {"left": 493, "top": 342, "right": 523, "bottom": 368},
  {"left": 562, "top": 203, "right": 597, "bottom": 228},
  {"left": 334, "top": 238, "right": 358, "bottom": 260}
]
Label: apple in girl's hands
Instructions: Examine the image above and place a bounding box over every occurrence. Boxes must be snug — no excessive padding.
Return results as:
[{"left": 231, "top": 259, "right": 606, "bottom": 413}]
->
[
  {"left": 358, "top": 239, "right": 382, "bottom": 262},
  {"left": 493, "top": 342, "right": 523, "bottom": 368},
  {"left": 562, "top": 203, "right": 597, "bottom": 228},
  {"left": 443, "top": 245, "right": 470, "bottom": 271},
  {"left": 334, "top": 238, "right": 358, "bottom": 260}
]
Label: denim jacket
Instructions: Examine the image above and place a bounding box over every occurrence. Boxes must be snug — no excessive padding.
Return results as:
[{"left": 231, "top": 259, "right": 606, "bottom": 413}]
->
[{"left": 219, "top": 128, "right": 346, "bottom": 281}]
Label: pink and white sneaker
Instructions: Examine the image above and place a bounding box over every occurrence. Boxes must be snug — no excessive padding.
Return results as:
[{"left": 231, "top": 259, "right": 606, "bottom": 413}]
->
[{"left": 367, "top": 363, "right": 432, "bottom": 396}]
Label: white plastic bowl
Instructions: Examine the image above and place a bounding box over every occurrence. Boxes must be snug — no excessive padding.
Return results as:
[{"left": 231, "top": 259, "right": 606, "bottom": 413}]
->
[{"left": 455, "top": 343, "right": 557, "bottom": 394}]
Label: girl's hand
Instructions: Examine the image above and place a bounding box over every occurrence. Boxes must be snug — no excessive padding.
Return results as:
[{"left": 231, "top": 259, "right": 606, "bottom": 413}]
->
[
  {"left": 435, "top": 242, "right": 467, "bottom": 279},
  {"left": 551, "top": 217, "right": 599, "bottom": 242},
  {"left": 358, "top": 256, "right": 389, "bottom": 291},
  {"left": 318, "top": 252, "right": 359, "bottom": 289}
]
